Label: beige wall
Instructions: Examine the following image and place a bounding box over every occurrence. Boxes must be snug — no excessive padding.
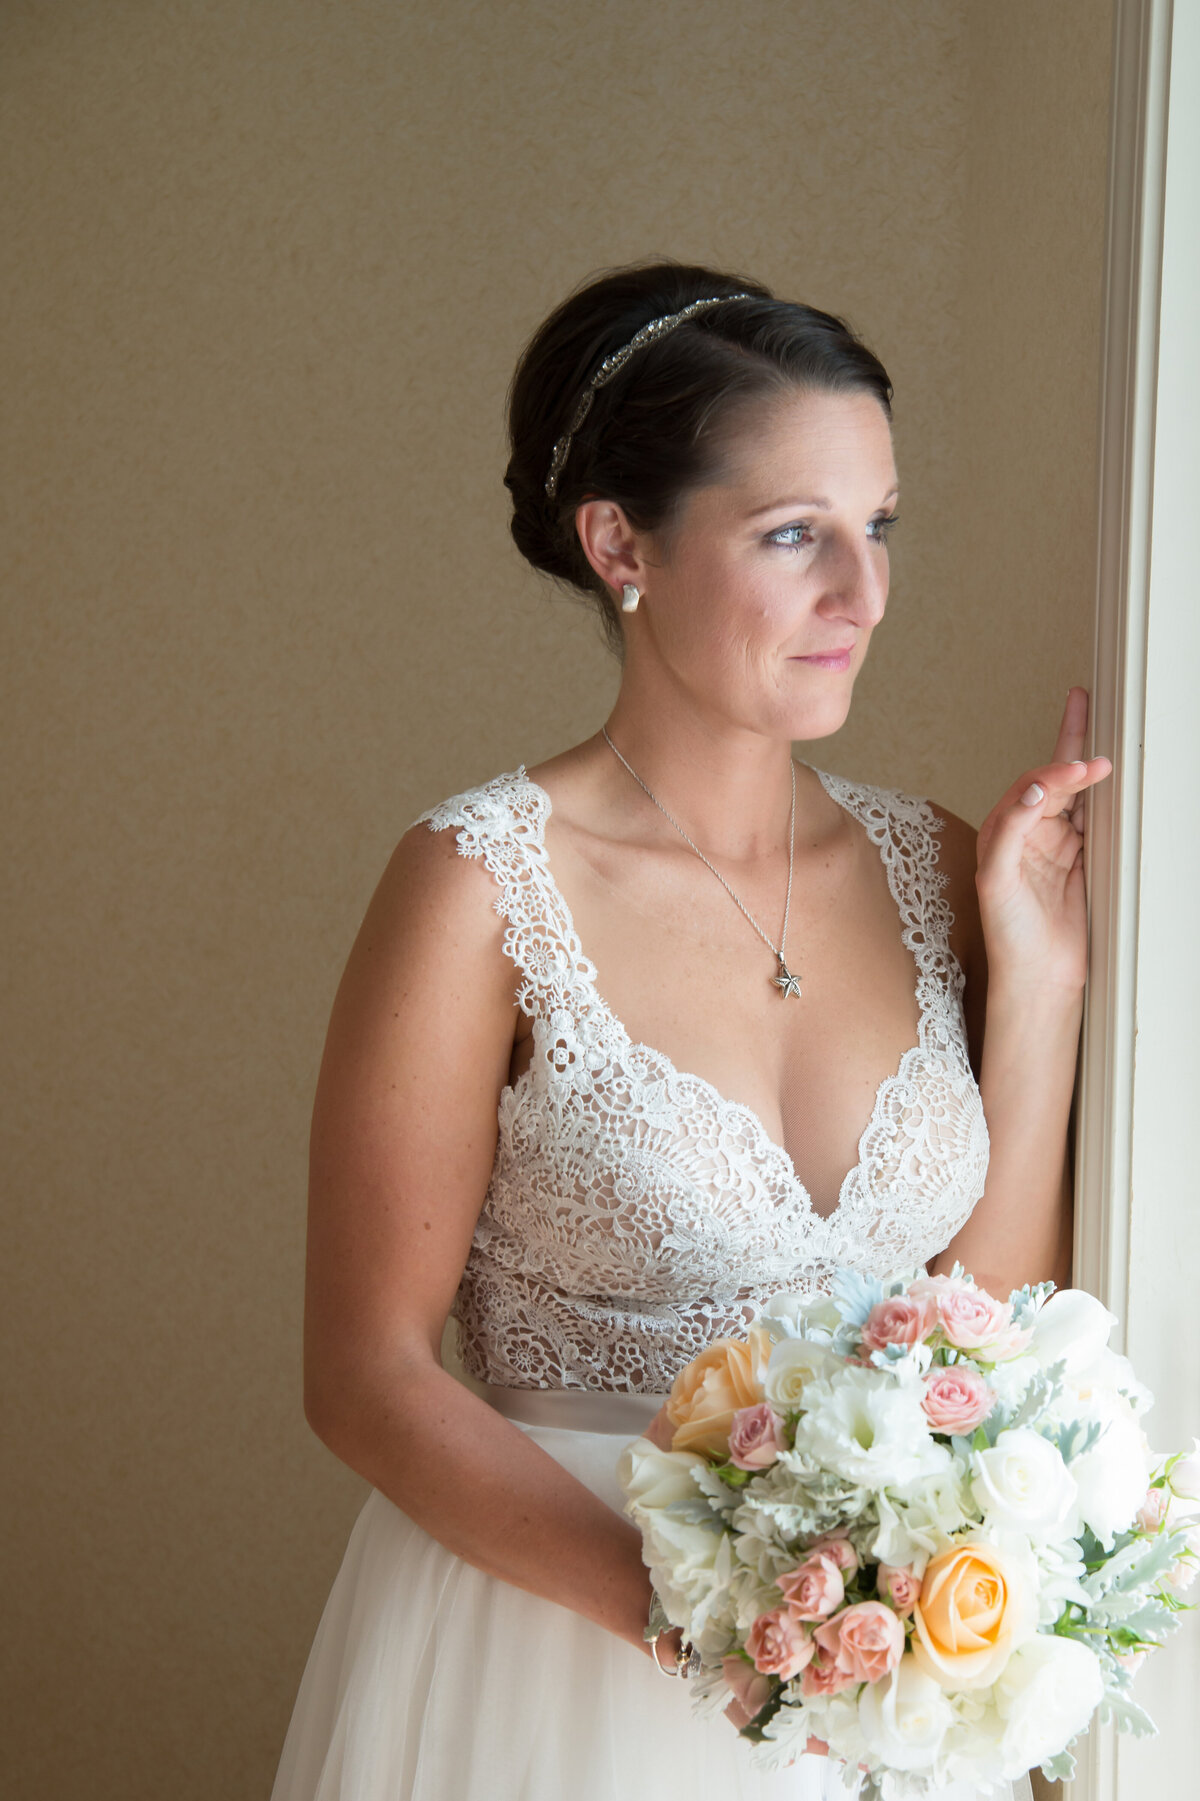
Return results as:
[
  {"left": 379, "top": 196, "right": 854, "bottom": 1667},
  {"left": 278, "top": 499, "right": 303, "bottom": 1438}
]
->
[{"left": 3, "top": 4, "right": 1111, "bottom": 1796}]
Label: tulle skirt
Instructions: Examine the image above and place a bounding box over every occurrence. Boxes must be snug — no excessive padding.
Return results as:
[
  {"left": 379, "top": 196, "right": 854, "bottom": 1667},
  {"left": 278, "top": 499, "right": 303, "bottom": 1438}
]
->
[{"left": 269, "top": 1389, "right": 1033, "bottom": 1801}]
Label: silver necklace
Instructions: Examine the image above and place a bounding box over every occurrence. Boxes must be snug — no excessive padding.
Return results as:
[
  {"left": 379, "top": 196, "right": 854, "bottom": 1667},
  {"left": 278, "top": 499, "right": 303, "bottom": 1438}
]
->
[{"left": 600, "top": 726, "right": 802, "bottom": 999}]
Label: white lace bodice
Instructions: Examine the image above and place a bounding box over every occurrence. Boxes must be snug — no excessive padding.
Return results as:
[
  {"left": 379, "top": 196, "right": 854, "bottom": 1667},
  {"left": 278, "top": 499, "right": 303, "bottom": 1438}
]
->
[{"left": 415, "top": 765, "right": 990, "bottom": 1394}]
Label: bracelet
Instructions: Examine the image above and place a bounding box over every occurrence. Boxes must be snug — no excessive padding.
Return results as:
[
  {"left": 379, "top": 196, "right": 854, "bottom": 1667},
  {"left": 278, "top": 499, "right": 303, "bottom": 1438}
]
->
[{"left": 644, "top": 1585, "right": 701, "bottom": 1678}]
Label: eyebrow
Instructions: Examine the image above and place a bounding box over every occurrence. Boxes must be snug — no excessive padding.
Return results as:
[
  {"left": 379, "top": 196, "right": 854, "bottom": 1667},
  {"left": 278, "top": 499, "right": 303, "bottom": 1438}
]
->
[{"left": 747, "top": 486, "right": 900, "bottom": 519}]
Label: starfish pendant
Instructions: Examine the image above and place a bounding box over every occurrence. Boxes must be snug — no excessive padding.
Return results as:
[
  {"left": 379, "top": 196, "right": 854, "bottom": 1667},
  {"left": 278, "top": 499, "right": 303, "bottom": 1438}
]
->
[{"left": 772, "top": 959, "right": 802, "bottom": 1000}]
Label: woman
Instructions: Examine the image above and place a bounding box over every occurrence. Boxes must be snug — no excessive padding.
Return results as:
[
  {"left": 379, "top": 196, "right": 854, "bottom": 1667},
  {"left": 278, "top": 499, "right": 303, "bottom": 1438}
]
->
[{"left": 270, "top": 261, "right": 1110, "bottom": 1800}]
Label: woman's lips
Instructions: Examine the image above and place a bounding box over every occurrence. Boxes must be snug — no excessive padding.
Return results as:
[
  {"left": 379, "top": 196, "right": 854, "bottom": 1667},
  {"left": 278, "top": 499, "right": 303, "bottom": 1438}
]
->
[{"left": 792, "top": 644, "right": 854, "bottom": 669}]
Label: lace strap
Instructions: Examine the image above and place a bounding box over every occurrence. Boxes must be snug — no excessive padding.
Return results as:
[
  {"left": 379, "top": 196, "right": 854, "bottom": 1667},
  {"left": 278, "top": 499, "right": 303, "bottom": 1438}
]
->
[
  {"left": 811, "top": 769, "right": 965, "bottom": 1049},
  {"left": 412, "top": 767, "right": 599, "bottom": 1020}
]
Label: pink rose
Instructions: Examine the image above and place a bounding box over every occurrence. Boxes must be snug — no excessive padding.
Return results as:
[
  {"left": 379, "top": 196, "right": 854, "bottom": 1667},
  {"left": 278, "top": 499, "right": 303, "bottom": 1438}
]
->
[
  {"left": 814, "top": 1601, "right": 905, "bottom": 1685},
  {"left": 745, "top": 1607, "right": 814, "bottom": 1679},
  {"left": 777, "top": 1552, "right": 845, "bottom": 1621},
  {"left": 860, "top": 1295, "right": 936, "bottom": 1354},
  {"left": 728, "top": 1401, "right": 787, "bottom": 1471},
  {"left": 1136, "top": 1486, "right": 1170, "bottom": 1533},
  {"left": 806, "top": 1533, "right": 860, "bottom": 1578},
  {"left": 909, "top": 1276, "right": 1033, "bottom": 1359},
  {"left": 721, "top": 1653, "right": 773, "bottom": 1718},
  {"left": 877, "top": 1563, "right": 921, "bottom": 1614},
  {"left": 801, "top": 1648, "right": 857, "bottom": 1697},
  {"left": 921, "top": 1365, "right": 994, "bottom": 1435}
]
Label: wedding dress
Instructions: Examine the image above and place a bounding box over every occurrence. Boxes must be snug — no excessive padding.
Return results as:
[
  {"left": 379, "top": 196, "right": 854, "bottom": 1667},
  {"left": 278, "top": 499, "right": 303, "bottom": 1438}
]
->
[{"left": 270, "top": 764, "right": 1032, "bottom": 1801}]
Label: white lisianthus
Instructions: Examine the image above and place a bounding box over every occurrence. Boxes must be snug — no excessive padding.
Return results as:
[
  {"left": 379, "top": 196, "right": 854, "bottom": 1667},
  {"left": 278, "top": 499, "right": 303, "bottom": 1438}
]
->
[
  {"left": 1067, "top": 1391, "right": 1152, "bottom": 1548},
  {"left": 763, "top": 1335, "right": 842, "bottom": 1408},
  {"left": 616, "top": 1437, "right": 705, "bottom": 1512},
  {"left": 859, "top": 1655, "right": 955, "bottom": 1773},
  {"left": 994, "top": 1634, "right": 1104, "bottom": 1778},
  {"left": 792, "top": 1365, "right": 949, "bottom": 1489},
  {"left": 1030, "top": 1289, "right": 1117, "bottom": 1376},
  {"left": 972, "top": 1429, "right": 1079, "bottom": 1542}
]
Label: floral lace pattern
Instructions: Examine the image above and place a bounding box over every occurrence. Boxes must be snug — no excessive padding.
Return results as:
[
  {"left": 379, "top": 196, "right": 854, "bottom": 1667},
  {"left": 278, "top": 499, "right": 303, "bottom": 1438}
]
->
[{"left": 415, "top": 767, "right": 990, "bottom": 1394}]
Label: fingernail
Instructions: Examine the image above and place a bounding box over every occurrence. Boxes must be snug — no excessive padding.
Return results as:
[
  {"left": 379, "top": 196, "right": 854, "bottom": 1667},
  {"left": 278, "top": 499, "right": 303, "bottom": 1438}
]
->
[
  {"left": 1020, "top": 783, "right": 1045, "bottom": 807},
  {"left": 1071, "top": 760, "right": 1088, "bottom": 769}
]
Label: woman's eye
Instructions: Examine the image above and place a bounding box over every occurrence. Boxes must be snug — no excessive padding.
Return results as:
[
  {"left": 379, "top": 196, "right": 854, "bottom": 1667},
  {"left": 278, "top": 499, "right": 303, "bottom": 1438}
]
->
[
  {"left": 868, "top": 511, "right": 900, "bottom": 546},
  {"left": 769, "top": 522, "right": 815, "bottom": 550}
]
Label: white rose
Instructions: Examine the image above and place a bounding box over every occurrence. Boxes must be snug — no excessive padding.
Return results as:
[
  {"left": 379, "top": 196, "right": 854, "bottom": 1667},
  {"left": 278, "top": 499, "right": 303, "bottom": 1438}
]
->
[
  {"left": 616, "top": 1437, "right": 705, "bottom": 1512},
  {"left": 763, "top": 1335, "right": 841, "bottom": 1408},
  {"left": 994, "top": 1634, "right": 1104, "bottom": 1778},
  {"left": 1031, "top": 1290, "right": 1117, "bottom": 1375},
  {"left": 1168, "top": 1438, "right": 1200, "bottom": 1503},
  {"left": 972, "top": 1428, "right": 1078, "bottom": 1542},
  {"left": 1068, "top": 1392, "right": 1151, "bottom": 1548},
  {"left": 792, "top": 1365, "right": 949, "bottom": 1489},
  {"left": 859, "top": 1656, "right": 954, "bottom": 1773}
]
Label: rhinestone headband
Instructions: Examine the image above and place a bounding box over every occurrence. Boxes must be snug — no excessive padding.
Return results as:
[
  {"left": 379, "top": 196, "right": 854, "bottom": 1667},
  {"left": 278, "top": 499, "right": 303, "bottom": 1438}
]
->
[{"left": 543, "top": 292, "right": 754, "bottom": 498}]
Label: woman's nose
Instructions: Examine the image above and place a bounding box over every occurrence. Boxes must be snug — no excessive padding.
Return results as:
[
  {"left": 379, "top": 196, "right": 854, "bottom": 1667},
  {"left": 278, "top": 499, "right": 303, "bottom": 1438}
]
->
[{"left": 819, "top": 534, "right": 888, "bottom": 626}]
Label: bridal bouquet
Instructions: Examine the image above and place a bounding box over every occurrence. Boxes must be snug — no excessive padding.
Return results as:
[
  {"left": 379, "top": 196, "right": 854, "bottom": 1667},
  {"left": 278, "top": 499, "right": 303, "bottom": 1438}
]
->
[{"left": 617, "top": 1269, "right": 1199, "bottom": 1797}]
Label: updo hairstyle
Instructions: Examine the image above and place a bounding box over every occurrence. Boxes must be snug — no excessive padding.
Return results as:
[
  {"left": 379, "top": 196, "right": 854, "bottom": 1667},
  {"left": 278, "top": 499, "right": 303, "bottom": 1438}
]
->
[{"left": 504, "top": 259, "right": 893, "bottom": 653}]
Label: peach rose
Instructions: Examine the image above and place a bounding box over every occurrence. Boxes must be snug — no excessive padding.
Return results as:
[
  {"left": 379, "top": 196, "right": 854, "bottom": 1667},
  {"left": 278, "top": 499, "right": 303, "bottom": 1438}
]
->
[
  {"left": 745, "top": 1607, "right": 814, "bottom": 1680},
  {"left": 777, "top": 1552, "right": 845, "bottom": 1621},
  {"left": 668, "top": 1332, "right": 766, "bottom": 1457},
  {"left": 861, "top": 1295, "right": 936, "bottom": 1355},
  {"left": 912, "top": 1539, "right": 1034, "bottom": 1689},
  {"left": 814, "top": 1601, "right": 905, "bottom": 1684},
  {"left": 1136, "top": 1485, "right": 1170, "bottom": 1533},
  {"left": 921, "top": 1366, "right": 994, "bottom": 1435},
  {"left": 728, "top": 1401, "right": 787, "bottom": 1470},
  {"left": 877, "top": 1563, "right": 921, "bottom": 1614}
]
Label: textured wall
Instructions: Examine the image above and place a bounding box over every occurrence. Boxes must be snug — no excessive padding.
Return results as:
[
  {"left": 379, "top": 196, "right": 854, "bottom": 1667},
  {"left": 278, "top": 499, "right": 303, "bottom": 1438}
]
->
[{"left": 2, "top": 3, "right": 1111, "bottom": 1796}]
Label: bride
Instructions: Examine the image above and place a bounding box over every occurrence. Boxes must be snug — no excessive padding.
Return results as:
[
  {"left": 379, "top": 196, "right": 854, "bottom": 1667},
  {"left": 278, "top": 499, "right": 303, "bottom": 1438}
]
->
[{"left": 270, "top": 261, "right": 1110, "bottom": 1799}]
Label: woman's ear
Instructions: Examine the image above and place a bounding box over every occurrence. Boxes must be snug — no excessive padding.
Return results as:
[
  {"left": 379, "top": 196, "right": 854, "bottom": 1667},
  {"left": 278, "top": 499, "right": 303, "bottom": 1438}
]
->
[{"left": 574, "top": 498, "right": 653, "bottom": 598}]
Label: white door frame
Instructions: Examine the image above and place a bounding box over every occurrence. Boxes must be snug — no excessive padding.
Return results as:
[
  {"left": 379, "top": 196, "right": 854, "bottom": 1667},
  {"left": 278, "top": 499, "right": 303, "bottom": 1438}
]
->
[{"left": 1073, "top": 0, "right": 1200, "bottom": 1793}]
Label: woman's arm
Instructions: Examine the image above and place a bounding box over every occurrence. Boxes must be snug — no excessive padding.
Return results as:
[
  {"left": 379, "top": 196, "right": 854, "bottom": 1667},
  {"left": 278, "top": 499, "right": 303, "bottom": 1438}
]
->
[
  {"left": 302, "top": 821, "right": 656, "bottom": 1655},
  {"left": 926, "top": 689, "right": 1109, "bottom": 1298}
]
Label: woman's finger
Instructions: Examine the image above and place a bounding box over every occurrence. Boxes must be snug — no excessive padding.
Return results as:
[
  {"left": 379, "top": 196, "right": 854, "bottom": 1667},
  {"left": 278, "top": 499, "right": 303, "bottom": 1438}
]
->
[{"left": 1052, "top": 686, "right": 1091, "bottom": 766}]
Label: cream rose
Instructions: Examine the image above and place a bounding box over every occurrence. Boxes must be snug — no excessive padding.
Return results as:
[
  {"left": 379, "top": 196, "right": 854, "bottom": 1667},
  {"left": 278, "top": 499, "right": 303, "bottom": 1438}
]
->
[
  {"left": 912, "top": 1538, "right": 1035, "bottom": 1690},
  {"left": 763, "top": 1335, "right": 841, "bottom": 1410},
  {"left": 859, "top": 1656, "right": 955, "bottom": 1772},
  {"left": 616, "top": 1438, "right": 706, "bottom": 1512},
  {"left": 667, "top": 1333, "right": 766, "bottom": 1456}
]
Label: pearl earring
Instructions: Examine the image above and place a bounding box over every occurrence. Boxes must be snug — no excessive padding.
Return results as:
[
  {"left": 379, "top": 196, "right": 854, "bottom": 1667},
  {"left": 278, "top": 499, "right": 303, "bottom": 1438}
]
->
[{"left": 621, "top": 584, "right": 641, "bottom": 613}]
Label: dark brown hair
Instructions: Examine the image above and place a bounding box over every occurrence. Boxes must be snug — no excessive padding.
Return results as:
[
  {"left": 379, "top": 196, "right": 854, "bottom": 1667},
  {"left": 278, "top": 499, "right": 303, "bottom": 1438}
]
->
[{"left": 504, "top": 258, "right": 893, "bottom": 652}]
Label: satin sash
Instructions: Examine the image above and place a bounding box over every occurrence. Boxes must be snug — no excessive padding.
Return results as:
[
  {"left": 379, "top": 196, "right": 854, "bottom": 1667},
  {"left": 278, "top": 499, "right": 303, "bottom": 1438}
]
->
[{"left": 480, "top": 1381, "right": 666, "bottom": 1436}]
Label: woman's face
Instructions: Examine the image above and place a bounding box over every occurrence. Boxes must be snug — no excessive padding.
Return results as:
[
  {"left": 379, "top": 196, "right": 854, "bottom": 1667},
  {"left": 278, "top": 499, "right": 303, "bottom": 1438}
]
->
[{"left": 628, "top": 386, "right": 898, "bottom": 743}]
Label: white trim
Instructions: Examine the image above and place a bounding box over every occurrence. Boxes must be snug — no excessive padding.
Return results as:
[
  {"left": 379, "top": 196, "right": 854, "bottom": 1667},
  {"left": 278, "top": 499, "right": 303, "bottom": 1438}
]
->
[{"left": 1074, "top": 0, "right": 1200, "bottom": 1794}]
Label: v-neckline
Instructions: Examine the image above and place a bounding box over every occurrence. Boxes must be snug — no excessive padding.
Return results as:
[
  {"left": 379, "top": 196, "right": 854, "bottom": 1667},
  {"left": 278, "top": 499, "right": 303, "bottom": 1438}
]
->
[{"left": 506, "top": 764, "right": 943, "bottom": 1226}]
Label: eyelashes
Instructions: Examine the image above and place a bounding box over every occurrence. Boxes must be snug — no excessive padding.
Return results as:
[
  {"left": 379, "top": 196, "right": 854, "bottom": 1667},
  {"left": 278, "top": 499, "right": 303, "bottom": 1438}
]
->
[{"left": 768, "top": 512, "right": 899, "bottom": 552}]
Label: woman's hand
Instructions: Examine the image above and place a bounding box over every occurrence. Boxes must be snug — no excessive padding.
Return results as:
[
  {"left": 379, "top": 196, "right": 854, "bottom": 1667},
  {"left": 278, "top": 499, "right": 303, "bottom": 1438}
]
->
[
  {"left": 645, "top": 1402, "right": 674, "bottom": 1450},
  {"left": 975, "top": 687, "right": 1112, "bottom": 995}
]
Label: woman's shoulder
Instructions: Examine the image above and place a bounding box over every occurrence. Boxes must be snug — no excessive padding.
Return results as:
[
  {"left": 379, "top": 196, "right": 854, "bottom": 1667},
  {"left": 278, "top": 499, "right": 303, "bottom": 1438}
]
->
[{"left": 408, "top": 764, "right": 544, "bottom": 837}]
